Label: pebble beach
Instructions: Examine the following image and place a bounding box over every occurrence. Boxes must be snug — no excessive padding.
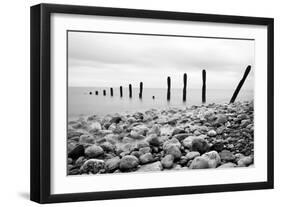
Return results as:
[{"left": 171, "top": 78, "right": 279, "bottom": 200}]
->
[{"left": 67, "top": 101, "right": 254, "bottom": 175}]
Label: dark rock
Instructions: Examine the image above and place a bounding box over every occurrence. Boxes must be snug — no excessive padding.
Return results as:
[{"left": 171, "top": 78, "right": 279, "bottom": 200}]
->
[
  {"left": 87, "top": 115, "right": 97, "bottom": 121},
  {"left": 163, "top": 138, "right": 181, "bottom": 150},
  {"left": 173, "top": 133, "right": 189, "bottom": 141},
  {"left": 72, "top": 122, "right": 83, "bottom": 129},
  {"left": 67, "top": 142, "right": 77, "bottom": 153},
  {"left": 204, "top": 110, "right": 215, "bottom": 121},
  {"left": 110, "top": 116, "right": 122, "bottom": 124},
  {"left": 187, "top": 160, "right": 193, "bottom": 167},
  {"left": 210, "top": 141, "right": 224, "bottom": 152},
  {"left": 237, "top": 156, "right": 253, "bottom": 167},
  {"left": 147, "top": 125, "right": 161, "bottom": 136},
  {"left": 164, "top": 144, "right": 181, "bottom": 159},
  {"left": 182, "top": 136, "right": 197, "bottom": 148},
  {"left": 105, "top": 157, "right": 120, "bottom": 172},
  {"left": 139, "top": 147, "right": 151, "bottom": 154},
  {"left": 216, "top": 126, "right": 225, "bottom": 135},
  {"left": 237, "top": 114, "right": 247, "bottom": 120},
  {"left": 75, "top": 156, "right": 86, "bottom": 166},
  {"left": 103, "top": 153, "right": 115, "bottom": 160},
  {"left": 100, "top": 142, "right": 115, "bottom": 152},
  {"left": 80, "top": 159, "right": 105, "bottom": 174},
  {"left": 68, "top": 168, "right": 80, "bottom": 175},
  {"left": 146, "top": 134, "right": 161, "bottom": 146},
  {"left": 119, "top": 155, "right": 139, "bottom": 171},
  {"left": 240, "top": 119, "right": 251, "bottom": 128},
  {"left": 130, "top": 130, "right": 145, "bottom": 139},
  {"left": 131, "top": 151, "right": 142, "bottom": 158},
  {"left": 219, "top": 150, "right": 235, "bottom": 162},
  {"left": 189, "top": 157, "right": 209, "bottom": 169},
  {"left": 191, "top": 138, "right": 209, "bottom": 154},
  {"left": 79, "top": 134, "right": 95, "bottom": 144},
  {"left": 116, "top": 143, "right": 135, "bottom": 154},
  {"left": 136, "top": 140, "right": 150, "bottom": 149},
  {"left": 133, "top": 112, "right": 144, "bottom": 120},
  {"left": 167, "top": 118, "right": 177, "bottom": 125},
  {"left": 172, "top": 128, "right": 186, "bottom": 136},
  {"left": 202, "top": 151, "right": 221, "bottom": 168},
  {"left": 85, "top": 145, "right": 104, "bottom": 158},
  {"left": 179, "top": 156, "right": 188, "bottom": 166},
  {"left": 161, "top": 154, "right": 174, "bottom": 169},
  {"left": 139, "top": 153, "right": 154, "bottom": 164},
  {"left": 68, "top": 131, "right": 83, "bottom": 139},
  {"left": 185, "top": 151, "right": 200, "bottom": 161},
  {"left": 214, "top": 114, "right": 228, "bottom": 125},
  {"left": 69, "top": 136, "right": 80, "bottom": 142},
  {"left": 122, "top": 137, "right": 134, "bottom": 143},
  {"left": 68, "top": 145, "right": 84, "bottom": 160},
  {"left": 120, "top": 151, "right": 130, "bottom": 157}
]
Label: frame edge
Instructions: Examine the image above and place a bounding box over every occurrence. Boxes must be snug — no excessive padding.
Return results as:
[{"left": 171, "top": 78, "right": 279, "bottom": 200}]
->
[{"left": 30, "top": 4, "right": 42, "bottom": 203}]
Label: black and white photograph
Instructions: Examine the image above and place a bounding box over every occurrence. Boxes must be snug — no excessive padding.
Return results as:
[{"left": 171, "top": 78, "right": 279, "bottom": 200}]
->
[
  {"left": 67, "top": 31, "right": 255, "bottom": 175},
  {"left": 28, "top": 3, "right": 274, "bottom": 204}
]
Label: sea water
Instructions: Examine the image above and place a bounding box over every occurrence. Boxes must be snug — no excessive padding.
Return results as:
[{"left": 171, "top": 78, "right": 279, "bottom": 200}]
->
[{"left": 68, "top": 87, "right": 253, "bottom": 119}]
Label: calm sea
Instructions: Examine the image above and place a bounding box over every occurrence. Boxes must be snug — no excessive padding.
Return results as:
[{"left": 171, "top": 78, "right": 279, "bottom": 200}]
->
[{"left": 68, "top": 87, "right": 253, "bottom": 118}]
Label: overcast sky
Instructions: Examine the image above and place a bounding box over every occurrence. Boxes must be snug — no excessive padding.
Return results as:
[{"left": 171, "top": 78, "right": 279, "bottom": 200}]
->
[{"left": 68, "top": 31, "right": 254, "bottom": 90}]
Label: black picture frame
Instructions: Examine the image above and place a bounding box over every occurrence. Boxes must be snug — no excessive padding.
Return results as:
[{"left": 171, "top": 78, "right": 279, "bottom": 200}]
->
[{"left": 30, "top": 3, "right": 274, "bottom": 204}]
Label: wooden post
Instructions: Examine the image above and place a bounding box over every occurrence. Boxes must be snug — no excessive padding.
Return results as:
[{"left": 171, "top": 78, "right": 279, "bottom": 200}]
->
[
  {"left": 167, "top": 76, "right": 171, "bottom": 101},
  {"left": 202, "top": 70, "right": 206, "bottom": 103},
  {"left": 129, "top": 84, "right": 132, "bottom": 98},
  {"left": 120, "top": 86, "right": 123, "bottom": 97},
  {"left": 230, "top": 65, "right": 251, "bottom": 103},
  {"left": 95, "top": 91, "right": 98, "bottom": 95},
  {"left": 183, "top": 73, "right": 187, "bottom": 102},
  {"left": 139, "top": 82, "right": 143, "bottom": 99},
  {"left": 103, "top": 90, "right": 106, "bottom": 96},
  {"left": 110, "top": 88, "right": 113, "bottom": 96}
]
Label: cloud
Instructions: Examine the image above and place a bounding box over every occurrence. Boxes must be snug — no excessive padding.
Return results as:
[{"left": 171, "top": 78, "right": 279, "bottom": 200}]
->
[{"left": 68, "top": 31, "right": 254, "bottom": 89}]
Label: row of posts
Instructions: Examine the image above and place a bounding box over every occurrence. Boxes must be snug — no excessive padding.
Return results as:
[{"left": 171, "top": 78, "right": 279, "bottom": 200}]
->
[{"left": 89, "top": 65, "right": 251, "bottom": 104}]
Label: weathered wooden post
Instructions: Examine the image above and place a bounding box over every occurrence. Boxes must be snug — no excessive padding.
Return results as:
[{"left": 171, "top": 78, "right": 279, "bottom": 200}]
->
[
  {"left": 230, "top": 65, "right": 251, "bottom": 103},
  {"left": 139, "top": 82, "right": 143, "bottom": 99},
  {"left": 129, "top": 84, "right": 132, "bottom": 98},
  {"left": 183, "top": 73, "right": 187, "bottom": 102},
  {"left": 110, "top": 88, "right": 113, "bottom": 96},
  {"left": 103, "top": 90, "right": 106, "bottom": 96},
  {"left": 95, "top": 91, "right": 98, "bottom": 95},
  {"left": 167, "top": 76, "right": 171, "bottom": 101},
  {"left": 120, "top": 86, "right": 123, "bottom": 97},
  {"left": 202, "top": 70, "right": 206, "bottom": 103}
]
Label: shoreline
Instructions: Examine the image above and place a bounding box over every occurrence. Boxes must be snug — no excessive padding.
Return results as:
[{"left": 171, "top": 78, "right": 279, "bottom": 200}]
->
[{"left": 67, "top": 101, "right": 254, "bottom": 175}]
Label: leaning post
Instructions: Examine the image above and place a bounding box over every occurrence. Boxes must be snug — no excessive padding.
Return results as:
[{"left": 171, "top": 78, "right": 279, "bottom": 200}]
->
[{"left": 230, "top": 65, "right": 251, "bottom": 103}]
